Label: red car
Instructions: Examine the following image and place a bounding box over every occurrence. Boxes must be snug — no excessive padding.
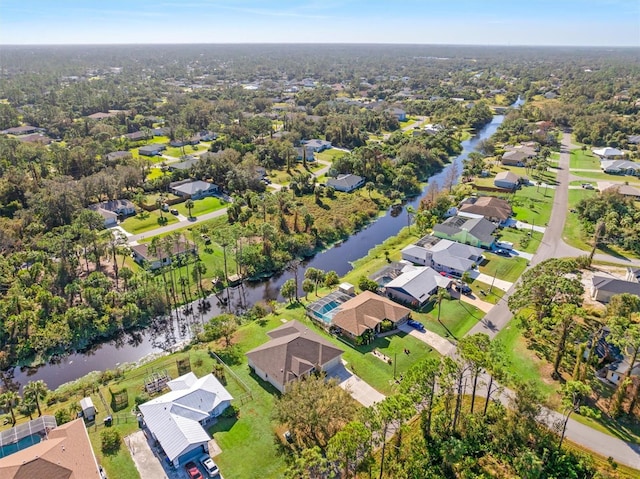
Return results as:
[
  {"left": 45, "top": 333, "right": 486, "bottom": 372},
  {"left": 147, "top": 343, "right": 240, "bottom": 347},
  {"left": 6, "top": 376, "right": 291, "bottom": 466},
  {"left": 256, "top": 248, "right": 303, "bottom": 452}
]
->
[{"left": 185, "top": 461, "right": 203, "bottom": 479}]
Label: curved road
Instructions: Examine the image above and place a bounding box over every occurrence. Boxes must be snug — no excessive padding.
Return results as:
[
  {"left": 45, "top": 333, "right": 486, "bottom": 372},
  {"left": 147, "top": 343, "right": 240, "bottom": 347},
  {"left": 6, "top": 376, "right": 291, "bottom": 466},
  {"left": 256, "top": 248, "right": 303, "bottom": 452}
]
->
[{"left": 465, "top": 132, "right": 640, "bottom": 469}]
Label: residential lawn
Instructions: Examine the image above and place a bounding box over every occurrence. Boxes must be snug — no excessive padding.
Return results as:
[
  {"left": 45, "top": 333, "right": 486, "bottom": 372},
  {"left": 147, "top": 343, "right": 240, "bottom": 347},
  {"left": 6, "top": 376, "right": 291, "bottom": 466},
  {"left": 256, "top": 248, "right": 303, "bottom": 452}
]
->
[
  {"left": 414, "top": 297, "right": 483, "bottom": 340},
  {"left": 174, "top": 196, "right": 226, "bottom": 218},
  {"left": 398, "top": 118, "right": 417, "bottom": 129},
  {"left": 569, "top": 180, "right": 597, "bottom": 187},
  {"left": 465, "top": 279, "right": 504, "bottom": 305},
  {"left": 88, "top": 422, "right": 141, "bottom": 479},
  {"left": 479, "top": 254, "right": 528, "bottom": 283},
  {"left": 562, "top": 189, "right": 597, "bottom": 251},
  {"left": 494, "top": 319, "right": 560, "bottom": 403},
  {"left": 493, "top": 165, "right": 558, "bottom": 185},
  {"left": 315, "top": 148, "right": 348, "bottom": 162},
  {"left": 119, "top": 210, "right": 179, "bottom": 235},
  {"left": 571, "top": 170, "right": 640, "bottom": 184},
  {"left": 550, "top": 152, "right": 560, "bottom": 161},
  {"left": 570, "top": 148, "right": 601, "bottom": 170},
  {"left": 510, "top": 184, "right": 556, "bottom": 225},
  {"left": 494, "top": 227, "right": 543, "bottom": 254},
  {"left": 145, "top": 167, "right": 164, "bottom": 181},
  {"left": 267, "top": 163, "right": 325, "bottom": 186},
  {"left": 163, "top": 144, "right": 206, "bottom": 158}
]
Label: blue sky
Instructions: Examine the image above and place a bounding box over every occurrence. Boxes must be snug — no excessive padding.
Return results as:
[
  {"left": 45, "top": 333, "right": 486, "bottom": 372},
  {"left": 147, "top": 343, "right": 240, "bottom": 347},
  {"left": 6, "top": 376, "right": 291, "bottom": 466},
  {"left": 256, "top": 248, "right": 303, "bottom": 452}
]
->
[{"left": 1, "top": 0, "right": 638, "bottom": 46}]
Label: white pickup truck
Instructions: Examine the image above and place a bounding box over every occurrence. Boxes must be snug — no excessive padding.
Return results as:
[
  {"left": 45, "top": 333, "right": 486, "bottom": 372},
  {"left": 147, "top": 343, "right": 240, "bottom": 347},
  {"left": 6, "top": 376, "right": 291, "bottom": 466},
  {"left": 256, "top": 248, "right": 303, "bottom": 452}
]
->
[{"left": 495, "top": 241, "right": 514, "bottom": 250}]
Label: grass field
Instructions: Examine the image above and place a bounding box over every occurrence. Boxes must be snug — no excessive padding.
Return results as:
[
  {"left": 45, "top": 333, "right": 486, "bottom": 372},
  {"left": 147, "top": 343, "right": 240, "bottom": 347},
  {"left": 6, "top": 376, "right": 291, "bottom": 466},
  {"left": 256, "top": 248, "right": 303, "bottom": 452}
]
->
[
  {"left": 119, "top": 210, "right": 179, "bottom": 234},
  {"left": 145, "top": 167, "right": 164, "bottom": 181},
  {"left": 415, "top": 297, "right": 483, "bottom": 339},
  {"left": 315, "top": 148, "right": 348, "bottom": 162},
  {"left": 570, "top": 149, "right": 601, "bottom": 170},
  {"left": 562, "top": 189, "right": 597, "bottom": 250},
  {"left": 174, "top": 196, "right": 226, "bottom": 218},
  {"left": 494, "top": 227, "right": 543, "bottom": 254},
  {"left": 479, "top": 254, "right": 528, "bottom": 283},
  {"left": 571, "top": 170, "right": 640, "bottom": 184}
]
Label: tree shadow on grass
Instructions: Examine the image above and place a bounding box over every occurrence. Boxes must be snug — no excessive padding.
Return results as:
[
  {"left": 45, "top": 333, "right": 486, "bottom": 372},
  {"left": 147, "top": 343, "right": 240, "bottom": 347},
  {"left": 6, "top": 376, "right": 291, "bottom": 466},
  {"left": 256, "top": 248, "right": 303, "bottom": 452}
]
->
[{"left": 208, "top": 415, "right": 238, "bottom": 435}]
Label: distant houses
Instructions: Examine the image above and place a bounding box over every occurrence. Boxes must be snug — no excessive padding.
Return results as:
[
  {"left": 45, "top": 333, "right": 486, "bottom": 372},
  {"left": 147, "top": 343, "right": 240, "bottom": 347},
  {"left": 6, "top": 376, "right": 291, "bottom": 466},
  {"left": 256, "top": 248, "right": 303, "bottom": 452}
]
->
[
  {"left": 326, "top": 174, "right": 365, "bottom": 193},
  {"left": 600, "top": 159, "right": 640, "bottom": 176},
  {"left": 295, "top": 146, "right": 316, "bottom": 162},
  {"left": 245, "top": 320, "right": 343, "bottom": 393},
  {"left": 302, "top": 139, "right": 332, "bottom": 152}
]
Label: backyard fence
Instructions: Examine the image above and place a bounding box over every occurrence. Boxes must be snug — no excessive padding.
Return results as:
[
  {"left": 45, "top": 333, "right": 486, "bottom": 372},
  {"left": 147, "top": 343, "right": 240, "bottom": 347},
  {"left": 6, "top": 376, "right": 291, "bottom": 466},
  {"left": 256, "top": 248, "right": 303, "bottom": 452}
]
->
[{"left": 208, "top": 350, "right": 253, "bottom": 404}]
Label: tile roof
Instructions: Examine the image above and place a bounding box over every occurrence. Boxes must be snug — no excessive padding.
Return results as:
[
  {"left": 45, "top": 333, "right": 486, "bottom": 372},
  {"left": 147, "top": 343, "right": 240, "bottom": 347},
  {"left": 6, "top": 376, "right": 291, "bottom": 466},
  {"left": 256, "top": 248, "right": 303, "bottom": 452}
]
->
[
  {"left": 0, "top": 419, "right": 101, "bottom": 479},
  {"left": 331, "top": 291, "right": 410, "bottom": 337}
]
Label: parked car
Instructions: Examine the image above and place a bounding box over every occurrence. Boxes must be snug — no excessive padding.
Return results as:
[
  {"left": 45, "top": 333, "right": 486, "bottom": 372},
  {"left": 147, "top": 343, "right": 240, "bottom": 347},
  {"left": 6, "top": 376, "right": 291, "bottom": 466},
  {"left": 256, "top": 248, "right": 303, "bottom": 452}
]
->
[
  {"left": 199, "top": 454, "right": 220, "bottom": 477},
  {"left": 170, "top": 208, "right": 179, "bottom": 215},
  {"left": 407, "top": 319, "right": 425, "bottom": 331},
  {"left": 185, "top": 461, "right": 204, "bottom": 479},
  {"left": 581, "top": 183, "right": 594, "bottom": 189},
  {"left": 454, "top": 282, "right": 472, "bottom": 294},
  {"left": 495, "top": 249, "right": 511, "bottom": 257}
]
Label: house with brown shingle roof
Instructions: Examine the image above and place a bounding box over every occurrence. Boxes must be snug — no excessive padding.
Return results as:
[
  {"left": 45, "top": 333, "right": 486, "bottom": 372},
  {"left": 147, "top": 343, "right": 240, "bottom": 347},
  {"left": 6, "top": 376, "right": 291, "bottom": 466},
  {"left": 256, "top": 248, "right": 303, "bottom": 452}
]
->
[
  {"left": 459, "top": 196, "right": 513, "bottom": 223},
  {"left": 0, "top": 419, "right": 101, "bottom": 478},
  {"left": 246, "top": 320, "right": 343, "bottom": 393},
  {"left": 331, "top": 291, "right": 411, "bottom": 340}
]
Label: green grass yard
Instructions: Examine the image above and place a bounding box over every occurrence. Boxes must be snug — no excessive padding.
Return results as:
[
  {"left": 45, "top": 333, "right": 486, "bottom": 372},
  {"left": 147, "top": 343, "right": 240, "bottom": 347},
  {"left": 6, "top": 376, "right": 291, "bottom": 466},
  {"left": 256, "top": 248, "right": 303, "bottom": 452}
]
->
[
  {"left": 571, "top": 170, "right": 640, "bottom": 184},
  {"left": 119, "top": 211, "right": 179, "bottom": 235},
  {"left": 415, "top": 297, "right": 483, "bottom": 340},
  {"left": 479, "top": 254, "right": 528, "bottom": 283},
  {"left": 174, "top": 196, "right": 226, "bottom": 218},
  {"left": 562, "top": 189, "right": 597, "bottom": 250},
  {"left": 494, "top": 227, "right": 543, "bottom": 254},
  {"left": 569, "top": 149, "right": 601, "bottom": 170},
  {"left": 315, "top": 148, "right": 348, "bottom": 162}
]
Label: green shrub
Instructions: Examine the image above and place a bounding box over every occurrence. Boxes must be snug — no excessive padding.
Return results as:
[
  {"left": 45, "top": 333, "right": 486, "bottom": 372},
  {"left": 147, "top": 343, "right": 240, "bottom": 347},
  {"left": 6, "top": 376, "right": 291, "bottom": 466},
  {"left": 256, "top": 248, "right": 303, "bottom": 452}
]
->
[{"left": 101, "top": 429, "right": 122, "bottom": 455}]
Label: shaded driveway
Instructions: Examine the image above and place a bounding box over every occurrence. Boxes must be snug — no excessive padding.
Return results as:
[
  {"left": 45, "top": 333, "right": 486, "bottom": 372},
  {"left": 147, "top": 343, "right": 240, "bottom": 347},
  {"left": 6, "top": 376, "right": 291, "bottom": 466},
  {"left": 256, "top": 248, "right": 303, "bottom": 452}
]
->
[{"left": 326, "top": 361, "right": 385, "bottom": 407}]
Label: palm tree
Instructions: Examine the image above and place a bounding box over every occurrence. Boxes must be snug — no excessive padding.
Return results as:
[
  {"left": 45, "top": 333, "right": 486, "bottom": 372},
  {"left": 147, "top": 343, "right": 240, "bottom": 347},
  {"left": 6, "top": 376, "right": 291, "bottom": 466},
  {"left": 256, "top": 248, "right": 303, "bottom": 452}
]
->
[
  {"left": 23, "top": 380, "right": 48, "bottom": 417},
  {"left": 185, "top": 199, "right": 195, "bottom": 219},
  {"left": 436, "top": 287, "right": 454, "bottom": 338},
  {"left": 0, "top": 390, "right": 19, "bottom": 426}
]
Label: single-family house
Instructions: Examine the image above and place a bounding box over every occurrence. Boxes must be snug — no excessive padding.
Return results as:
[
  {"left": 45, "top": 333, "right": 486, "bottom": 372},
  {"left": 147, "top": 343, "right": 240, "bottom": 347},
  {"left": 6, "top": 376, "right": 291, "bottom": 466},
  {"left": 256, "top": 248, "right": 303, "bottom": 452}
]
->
[
  {"left": 0, "top": 419, "right": 101, "bottom": 478},
  {"left": 302, "top": 139, "right": 332, "bottom": 152},
  {"left": 600, "top": 159, "right": 640, "bottom": 176},
  {"left": 131, "top": 240, "right": 196, "bottom": 270},
  {"left": 628, "top": 135, "right": 640, "bottom": 145},
  {"left": 602, "top": 184, "right": 640, "bottom": 199},
  {"left": 138, "top": 372, "right": 232, "bottom": 467},
  {"left": 500, "top": 150, "right": 528, "bottom": 167},
  {"left": 170, "top": 179, "right": 218, "bottom": 199},
  {"left": 433, "top": 216, "right": 497, "bottom": 249},
  {"left": 330, "top": 291, "right": 411, "bottom": 340},
  {"left": 401, "top": 235, "right": 483, "bottom": 276},
  {"left": 606, "top": 359, "right": 640, "bottom": 385},
  {"left": 459, "top": 196, "right": 512, "bottom": 223},
  {"left": 2, "top": 125, "right": 39, "bottom": 135},
  {"left": 593, "top": 147, "right": 624, "bottom": 159},
  {"left": 245, "top": 320, "right": 343, "bottom": 393},
  {"left": 139, "top": 144, "right": 166, "bottom": 156},
  {"left": 385, "top": 266, "right": 450, "bottom": 307},
  {"left": 326, "top": 174, "right": 365, "bottom": 193},
  {"left": 626, "top": 267, "right": 640, "bottom": 283},
  {"left": 388, "top": 107, "right": 407, "bottom": 121},
  {"left": 591, "top": 275, "right": 640, "bottom": 303},
  {"left": 493, "top": 171, "right": 520, "bottom": 190},
  {"left": 88, "top": 199, "right": 136, "bottom": 227},
  {"left": 105, "top": 150, "right": 132, "bottom": 163},
  {"left": 423, "top": 123, "right": 444, "bottom": 135},
  {"left": 87, "top": 112, "right": 113, "bottom": 120},
  {"left": 168, "top": 157, "right": 199, "bottom": 171},
  {"left": 123, "top": 131, "right": 149, "bottom": 141},
  {"left": 295, "top": 146, "right": 316, "bottom": 162},
  {"left": 17, "top": 133, "right": 51, "bottom": 145}
]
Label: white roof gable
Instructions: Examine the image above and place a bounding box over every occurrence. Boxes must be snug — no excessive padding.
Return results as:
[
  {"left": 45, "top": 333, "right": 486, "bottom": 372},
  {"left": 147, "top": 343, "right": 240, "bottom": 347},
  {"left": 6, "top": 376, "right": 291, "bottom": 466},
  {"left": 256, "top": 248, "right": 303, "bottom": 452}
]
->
[{"left": 138, "top": 373, "right": 232, "bottom": 462}]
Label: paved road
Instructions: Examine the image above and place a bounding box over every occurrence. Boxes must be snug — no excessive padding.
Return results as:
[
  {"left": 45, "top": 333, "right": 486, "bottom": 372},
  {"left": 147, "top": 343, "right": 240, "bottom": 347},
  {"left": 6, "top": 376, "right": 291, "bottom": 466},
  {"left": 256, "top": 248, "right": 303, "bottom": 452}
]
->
[{"left": 463, "top": 132, "right": 640, "bottom": 468}]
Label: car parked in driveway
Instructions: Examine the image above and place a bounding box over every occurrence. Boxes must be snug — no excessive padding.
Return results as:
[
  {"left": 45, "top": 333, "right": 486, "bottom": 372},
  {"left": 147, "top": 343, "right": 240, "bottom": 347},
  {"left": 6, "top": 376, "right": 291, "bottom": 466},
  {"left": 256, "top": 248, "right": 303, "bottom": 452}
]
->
[
  {"left": 494, "top": 249, "right": 511, "bottom": 257},
  {"left": 407, "top": 319, "right": 425, "bottom": 332},
  {"left": 185, "top": 461, "right": 203, "bottom": 479},
  {"left": 199, "top": 454, "right": 220, "bottom": 477}
]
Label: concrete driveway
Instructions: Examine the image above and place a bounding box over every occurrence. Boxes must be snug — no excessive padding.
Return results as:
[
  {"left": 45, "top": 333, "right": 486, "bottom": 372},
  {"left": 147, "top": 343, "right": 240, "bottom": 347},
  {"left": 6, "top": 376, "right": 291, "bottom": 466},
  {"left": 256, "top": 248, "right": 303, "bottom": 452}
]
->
[
  {"left": 326, "top": 362, "right": 385, "bottom": 407},
  {"left": 397, "top": 323, "right": 455, "bottom": 355},
  {"left": 126, "top": 431, "right": 170, "bottom": 479}
]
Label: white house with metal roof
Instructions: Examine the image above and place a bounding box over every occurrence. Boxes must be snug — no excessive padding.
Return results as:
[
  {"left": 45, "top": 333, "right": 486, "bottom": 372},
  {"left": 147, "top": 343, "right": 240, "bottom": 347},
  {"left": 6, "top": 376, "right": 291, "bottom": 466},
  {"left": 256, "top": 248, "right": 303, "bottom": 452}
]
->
[
  {"left": 137, "top": 372, "right": 232, "bottom": 467},
  {"left": 384, "top": 266, "right": 450, "bottom": 308}
]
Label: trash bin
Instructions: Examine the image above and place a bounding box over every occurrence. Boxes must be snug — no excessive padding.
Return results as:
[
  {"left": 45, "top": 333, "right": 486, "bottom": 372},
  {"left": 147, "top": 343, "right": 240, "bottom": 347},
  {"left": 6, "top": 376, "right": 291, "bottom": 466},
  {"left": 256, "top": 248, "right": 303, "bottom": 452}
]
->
[{"left": 104, "top": 416, "right": 112, "bottom": 427}]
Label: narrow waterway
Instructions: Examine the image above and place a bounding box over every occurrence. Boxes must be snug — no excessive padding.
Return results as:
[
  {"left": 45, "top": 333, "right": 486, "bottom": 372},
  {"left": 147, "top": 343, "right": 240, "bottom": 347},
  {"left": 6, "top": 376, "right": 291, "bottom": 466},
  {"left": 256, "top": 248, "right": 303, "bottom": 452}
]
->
[{"left": 10, "top": 99, "right": 522, "bottom": 391}]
